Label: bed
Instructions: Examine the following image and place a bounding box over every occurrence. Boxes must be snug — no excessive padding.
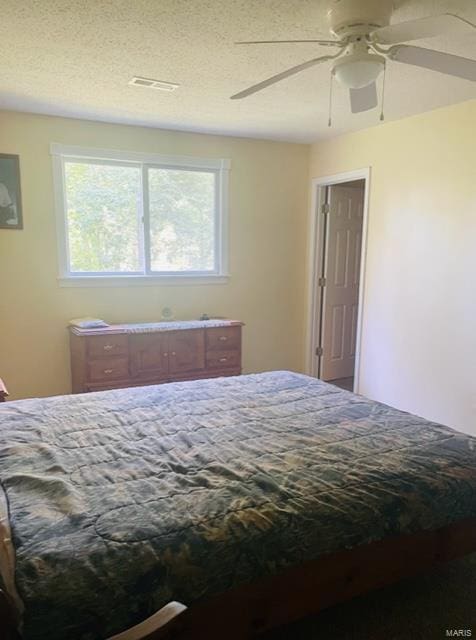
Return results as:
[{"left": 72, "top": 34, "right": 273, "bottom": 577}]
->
[{"left": 0, "top": 371, "right": 475, "bottom": 640}]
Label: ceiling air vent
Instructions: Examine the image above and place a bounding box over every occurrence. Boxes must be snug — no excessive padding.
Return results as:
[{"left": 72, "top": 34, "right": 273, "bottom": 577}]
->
[{"left": 128, "top": 77, "right": 179, "bottom": 92}]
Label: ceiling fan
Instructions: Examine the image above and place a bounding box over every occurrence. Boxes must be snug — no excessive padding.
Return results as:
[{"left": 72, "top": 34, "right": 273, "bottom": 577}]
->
[{"left": 230, "top": 0, "right": 476, "bottom": 118}]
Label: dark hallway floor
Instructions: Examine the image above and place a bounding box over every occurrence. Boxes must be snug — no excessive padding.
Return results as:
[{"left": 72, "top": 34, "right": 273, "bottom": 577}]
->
[{"left": 327, "top": 376, "right": 354, "bottom": 392}]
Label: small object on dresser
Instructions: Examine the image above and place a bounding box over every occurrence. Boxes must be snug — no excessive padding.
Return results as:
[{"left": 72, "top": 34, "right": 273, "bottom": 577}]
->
[
  {"left": 69, "top": 317, "right": 109, "bottom": 329},
  {"left": 0, "top": 378, "right": 8, "bottom": 402},
  {"left": 200, "top": 314, "right": 227, "bottom": 321},
  {"left": 161, "top": 307, "right": 174, "bottom": 321}
]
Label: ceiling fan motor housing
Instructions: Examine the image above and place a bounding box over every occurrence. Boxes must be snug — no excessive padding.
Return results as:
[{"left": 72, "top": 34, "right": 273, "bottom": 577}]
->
[{"left": 327, "top": 0, "right": 394, "bottom": 38}]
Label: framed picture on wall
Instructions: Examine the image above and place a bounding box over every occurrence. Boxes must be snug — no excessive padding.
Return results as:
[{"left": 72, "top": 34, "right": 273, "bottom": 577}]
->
[{"left": 0, "top": 154, "right": 23, "bottom": 230}]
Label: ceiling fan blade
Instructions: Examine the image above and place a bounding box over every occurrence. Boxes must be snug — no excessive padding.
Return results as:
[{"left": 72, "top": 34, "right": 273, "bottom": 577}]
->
[
  {"left": 371, "top": 13, "right": 475, "bottom": 45},
  {"left": 230, "top": 53, "right": 340, "bottom": 100},
  {"left": 236, "top": 39, "right": 343, "bottom": 47},
  {"left": 388, "top": 45, "right": 476, "bottom": 82},
  {"left": 349, "top": 82, "right": 378, "bottom": 113}
]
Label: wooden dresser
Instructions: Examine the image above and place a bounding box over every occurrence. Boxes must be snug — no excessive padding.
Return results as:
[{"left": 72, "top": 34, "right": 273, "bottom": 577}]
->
[{"left": 69, "top": 320, "right": 243, "bottom": 393}]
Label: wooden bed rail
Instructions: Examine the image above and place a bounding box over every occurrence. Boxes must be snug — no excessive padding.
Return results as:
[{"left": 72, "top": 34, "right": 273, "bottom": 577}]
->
[
  {"left": 126, "top": 517, "right": 476, "bottom": 640},
  {"left": 108, "top": 603, "right": 187, "bottom": 640},
  {"left": 2, "top": 518, "right": 475, "bottom": 640}
]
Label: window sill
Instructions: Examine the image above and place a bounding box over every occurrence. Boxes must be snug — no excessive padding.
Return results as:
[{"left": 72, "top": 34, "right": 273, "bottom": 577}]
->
[{"left": 58, "top": 274, "right": 229, "bottom": 287}]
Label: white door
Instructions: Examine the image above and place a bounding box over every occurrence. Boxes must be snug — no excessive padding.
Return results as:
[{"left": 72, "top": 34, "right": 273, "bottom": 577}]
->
[{"left": 320, "top": 183, "right": 364, "bottom": 381}]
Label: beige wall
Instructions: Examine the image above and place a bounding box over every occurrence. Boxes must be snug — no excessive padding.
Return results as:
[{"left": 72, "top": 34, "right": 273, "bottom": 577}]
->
[
  {"left": 309, "top": 100, "right": 476, "bottom": 436},
  {"left": 0, "top": 111, "right": 309, "bottom": 399}
]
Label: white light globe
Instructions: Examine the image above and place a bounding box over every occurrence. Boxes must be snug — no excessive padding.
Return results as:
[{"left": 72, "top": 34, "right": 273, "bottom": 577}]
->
[{"left": 333, "top": 55, "right": 385, "bottom": 89}]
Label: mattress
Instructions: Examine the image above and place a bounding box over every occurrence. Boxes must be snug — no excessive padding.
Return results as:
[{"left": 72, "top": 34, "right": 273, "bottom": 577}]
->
[{"left": 0, "top": 371, "right": 475, "bottom": 640}]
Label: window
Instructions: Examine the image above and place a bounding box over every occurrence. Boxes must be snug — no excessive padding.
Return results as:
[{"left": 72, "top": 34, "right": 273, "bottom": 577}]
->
[{"left": 52, "top": 144, "right": 230, "bottom": 285}]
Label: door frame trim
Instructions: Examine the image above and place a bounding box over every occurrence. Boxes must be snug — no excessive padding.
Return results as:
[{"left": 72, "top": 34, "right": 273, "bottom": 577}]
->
[{"left": 306, "top": 168, "right": 371, "bottom": 393}]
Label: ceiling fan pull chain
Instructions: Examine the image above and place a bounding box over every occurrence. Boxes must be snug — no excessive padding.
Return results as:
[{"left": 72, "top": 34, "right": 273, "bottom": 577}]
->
[
  {"left": 328, "top": 71, "right": 335, "bottom": 127},
  {"left": 380, "top": 60, "right": 387, "bottom": 122}
]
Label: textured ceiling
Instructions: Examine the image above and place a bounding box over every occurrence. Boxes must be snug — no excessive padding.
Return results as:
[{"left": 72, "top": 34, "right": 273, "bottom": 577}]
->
[{"left": 1, "top": 0, "right": 476, "bottom": 142}]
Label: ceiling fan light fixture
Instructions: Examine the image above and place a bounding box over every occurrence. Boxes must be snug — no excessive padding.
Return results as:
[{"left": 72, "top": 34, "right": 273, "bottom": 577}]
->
[{"left": 333, "top": 53, "right": 385, "bottom": 88}]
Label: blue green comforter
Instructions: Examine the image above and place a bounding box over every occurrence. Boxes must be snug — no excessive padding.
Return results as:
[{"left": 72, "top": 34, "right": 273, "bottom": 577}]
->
[{"left": 0, "top": 371, "right": 475, "bottom": 639}]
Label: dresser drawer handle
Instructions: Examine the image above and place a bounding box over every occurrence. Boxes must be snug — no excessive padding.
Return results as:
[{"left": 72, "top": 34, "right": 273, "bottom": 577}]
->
[
  {"left": 103, "top": 344, "right": 114, "bottom": 351},
  {"left": 219, "top": 357, "right": 228, "bottom": 362},
  {"left": 171, "top": 351, "right": 176, "bottom": 356},
  {"left": 219, "top": 336, "right": 228, "bottom": 341},
  {"left": 103, "top": 369, "right": 114, "bottom": 375},
  {"left": 163, "top": 353, "right": 168, "bottom": 357}
]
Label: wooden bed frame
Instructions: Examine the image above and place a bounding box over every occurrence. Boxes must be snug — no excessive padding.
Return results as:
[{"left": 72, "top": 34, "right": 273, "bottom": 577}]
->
[{"left": 2, "top": 517, "right": 475, "bottom": 640}]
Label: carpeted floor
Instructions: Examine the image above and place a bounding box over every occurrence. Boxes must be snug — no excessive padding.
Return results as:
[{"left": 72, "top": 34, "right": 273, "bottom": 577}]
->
[
  {"left": 328, "top": 377, "right": 354, "bottom": 392},
  {"left": 264, "top": 553, "right": 476, "bottom": 639}
]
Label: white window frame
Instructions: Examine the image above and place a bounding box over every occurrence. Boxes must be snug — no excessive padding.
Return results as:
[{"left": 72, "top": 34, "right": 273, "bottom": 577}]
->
[{"left": 51, "top": 143, "right": 230, "bottom": 286}]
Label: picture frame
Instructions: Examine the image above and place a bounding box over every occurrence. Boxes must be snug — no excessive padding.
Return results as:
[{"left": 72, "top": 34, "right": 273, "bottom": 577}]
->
[{"left": 0, "top": 153, "right": 23, "bottom": 230}]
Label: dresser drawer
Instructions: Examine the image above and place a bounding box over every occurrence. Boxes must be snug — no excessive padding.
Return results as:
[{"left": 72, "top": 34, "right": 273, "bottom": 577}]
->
[
  {"left": 86, "top": 335, "right": 128, "bottom": 358},
  {"left": 87, "top": 357, "right": 129, "bottom": 382},
  {"left": 206, "top": 327, "right": 241, "bottom": 351},
  {"left": 206, "top": 350, "right": 240, "bottom": 370}
]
